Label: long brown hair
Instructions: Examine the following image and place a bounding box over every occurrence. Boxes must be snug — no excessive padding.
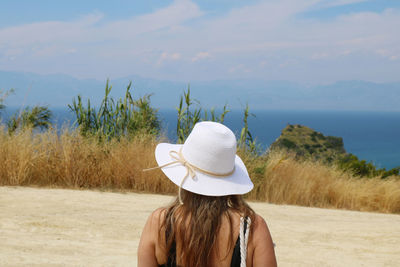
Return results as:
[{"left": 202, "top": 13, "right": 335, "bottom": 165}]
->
[{"left": 160, "top": 189, "right": 255, "bottom": 267}]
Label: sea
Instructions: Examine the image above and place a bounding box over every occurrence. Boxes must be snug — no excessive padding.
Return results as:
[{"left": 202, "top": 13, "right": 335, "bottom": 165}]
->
[{"left": 2, "top": 107, "right": 400, "bottom": 170}]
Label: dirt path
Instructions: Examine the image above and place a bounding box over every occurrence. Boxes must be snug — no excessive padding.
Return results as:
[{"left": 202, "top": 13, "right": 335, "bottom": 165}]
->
[{"left": 1, "top": 186, "right": 399, "bottom": 266}]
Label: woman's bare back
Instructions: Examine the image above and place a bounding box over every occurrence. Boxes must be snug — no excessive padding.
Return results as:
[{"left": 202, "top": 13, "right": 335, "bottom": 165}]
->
[{"left": 138, "top": 208, "right": 276, "bottom": 267}]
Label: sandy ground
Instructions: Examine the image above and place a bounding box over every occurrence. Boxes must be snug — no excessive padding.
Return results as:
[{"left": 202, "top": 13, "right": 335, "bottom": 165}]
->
[{"left": 0, "top": 187, "right": 399, "bottom": 267}]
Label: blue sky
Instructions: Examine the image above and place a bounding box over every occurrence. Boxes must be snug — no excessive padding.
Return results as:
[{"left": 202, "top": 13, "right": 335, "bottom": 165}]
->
[{"left": 0, "top": 0, "right": 399, "bottom": 83}]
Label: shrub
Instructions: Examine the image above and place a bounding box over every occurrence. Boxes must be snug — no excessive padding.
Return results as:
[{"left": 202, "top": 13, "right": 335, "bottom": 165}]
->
[
  {"left": 325, "top": 136, "right": 344, "bottom": 150},
  {"left": 337, "top": 153, "right": 400, "bottom": 178},
  {"left": 280, "top": 138, "right": 297, "bottom": 149}
]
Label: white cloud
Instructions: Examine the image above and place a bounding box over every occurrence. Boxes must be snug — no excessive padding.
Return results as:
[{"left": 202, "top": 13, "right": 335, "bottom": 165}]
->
[
  {"left": 323, "top": 0, "right": 369, "bottom": 8},
  {"left": 377, "top": 49, "right": 400, "bottom": 61},
  {"left": 101, "top": 0, "right": 203, "bottom": 39},
  {"left": 0, "top": 13, "right": 103, "bottom": 47},
  {"left": 376, "top": 49, "right": 390, "bottom": 57},
  {"left": 0, "top": 0, "right": 399, "bottom": 83},
  {"left": 0, "top": 0, "right": 202, "bottom": 55},
  {"left": 156, "top": 52, "right": 181, "bottom": 66},
  {"left": 191, "top": 52, "right": 211, "bottom": 62},
  {"left": 311, "top": 52, "right": 329, "bottom": 60},
  {"left": 340, "top": 50, "right": 352, "bottom": 56},
  {"left": 228, "top": 64, "right": 251, "bottom": 73},
  {"left": 66, "top": 48, "right": 77, "bottom": 54}
]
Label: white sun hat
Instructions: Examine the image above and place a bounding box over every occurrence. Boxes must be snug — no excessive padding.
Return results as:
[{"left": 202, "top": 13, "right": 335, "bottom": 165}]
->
[{"left": 144, "top": 121, "right": 253, "bottom": 203}]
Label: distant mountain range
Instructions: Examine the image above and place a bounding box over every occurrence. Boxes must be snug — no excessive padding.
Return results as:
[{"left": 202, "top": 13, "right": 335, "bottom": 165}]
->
[{"left": 1, "top": 70, "right": 399, "bottom": 111}]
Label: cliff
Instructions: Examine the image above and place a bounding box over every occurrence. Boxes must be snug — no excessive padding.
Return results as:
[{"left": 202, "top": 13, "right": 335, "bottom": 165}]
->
[{"left": 270, "top": 124, "right": 346, "bottom": 162}]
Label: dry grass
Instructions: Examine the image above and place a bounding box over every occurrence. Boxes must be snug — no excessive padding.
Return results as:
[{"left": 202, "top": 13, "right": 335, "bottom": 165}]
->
[
  {"left": 244, "top": 150, "right": 400, "bottom": 213},
  {"left": 1, "top": 127, "right": 399, "bottom": 213},
  {"left": 0, "top": 127, "right": 175, "bottom": 194}
]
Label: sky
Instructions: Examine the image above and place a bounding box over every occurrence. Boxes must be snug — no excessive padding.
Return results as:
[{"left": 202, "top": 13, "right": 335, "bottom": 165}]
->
[{"left": 0, "top": 0, "right": 399, "bottom": 84}]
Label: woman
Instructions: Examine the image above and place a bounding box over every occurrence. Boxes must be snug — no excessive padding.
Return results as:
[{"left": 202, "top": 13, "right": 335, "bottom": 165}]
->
[{"left": 138, "top": 121, "right": 277, "bottom": 267}]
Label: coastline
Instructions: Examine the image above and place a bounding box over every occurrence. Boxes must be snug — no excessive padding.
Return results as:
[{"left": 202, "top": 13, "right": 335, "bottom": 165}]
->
[{"left": 3, "top": 107, "right": 399, "bottom": 169}]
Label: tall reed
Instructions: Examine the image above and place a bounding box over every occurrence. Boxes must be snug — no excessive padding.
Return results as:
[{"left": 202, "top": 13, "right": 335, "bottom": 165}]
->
[
  {"left": 176, "top": 86, "right": 229, "bottom": 143},
  {"left": 7, "top": 106, "right": 52, "bottom": 134},
  {"left": 0, "top": 88, "right": 14, "bottom": 113},
  {"left": 68, "top": 80, "right": 160, "bottom": 141}
]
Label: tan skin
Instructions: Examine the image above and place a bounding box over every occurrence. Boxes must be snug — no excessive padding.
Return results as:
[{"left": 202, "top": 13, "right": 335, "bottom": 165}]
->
[{"left": 138, "top": 207, "right": 277, "bottom": 267}]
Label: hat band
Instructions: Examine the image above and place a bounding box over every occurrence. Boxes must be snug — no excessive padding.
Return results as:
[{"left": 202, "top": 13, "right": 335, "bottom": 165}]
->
[{"left": 143, "top": 147, "right": 235, "bottom": 204}]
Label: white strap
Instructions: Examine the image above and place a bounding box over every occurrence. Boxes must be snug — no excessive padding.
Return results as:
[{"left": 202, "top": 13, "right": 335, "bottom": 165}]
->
[{"left": 239, "top": 217, "right": 251, "bottom": 267}]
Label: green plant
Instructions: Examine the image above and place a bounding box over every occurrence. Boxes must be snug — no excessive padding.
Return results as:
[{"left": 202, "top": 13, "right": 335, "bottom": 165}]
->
[
  {"left": 7, "top": 105, "right": 52, "bottom": 134},
  {"left": 0, "top": 88, "right": 14, "bottom": 118},
  {"left": 238, "top": 104, "right": 258, "bottom": 154},
  {"left": 280, "top": 138, "right": 296, "bottom": 149},
  {"left": 176, "top": 86, "right": 201, "bottom": 143},
  {"left": 380, "top": 167, "right": 400, "bottom": 179},
  {"left": 176, "top": 85, "right": 229, "bottom": 143},
  {"left": 176, "top": 90, "right": 261, "bottom": 154},
  {"left": 337, "top": 153, "right": 400, "bottom": 178},
  {"left": 68, "top": 79, "right": 160, "bottom": 141}
]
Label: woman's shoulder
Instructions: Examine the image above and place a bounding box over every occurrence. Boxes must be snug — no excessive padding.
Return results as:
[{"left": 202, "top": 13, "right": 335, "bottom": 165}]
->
[
  {"left": 252, "top": 213, "right": 268, "bottom": 230},
  {"left": 250, "top": 213, "right": 272, "bottom": 242},
  {"left": 138, "top": 208, "right": 169, "bottom": 266},
  {"left": 150, "top": 207, "right": 167, "bottom": 222},
  {"left": 248, "top": 213, "right": 277, "bottom": 266},
  {"left": 141, "top": 208, "right": 168, "bottom": 239}
]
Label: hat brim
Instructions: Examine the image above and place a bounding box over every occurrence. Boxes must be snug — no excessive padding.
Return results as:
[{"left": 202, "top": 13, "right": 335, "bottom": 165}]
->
[{"left": 155, "top": 143, "right": 254, "bottom": 196}]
